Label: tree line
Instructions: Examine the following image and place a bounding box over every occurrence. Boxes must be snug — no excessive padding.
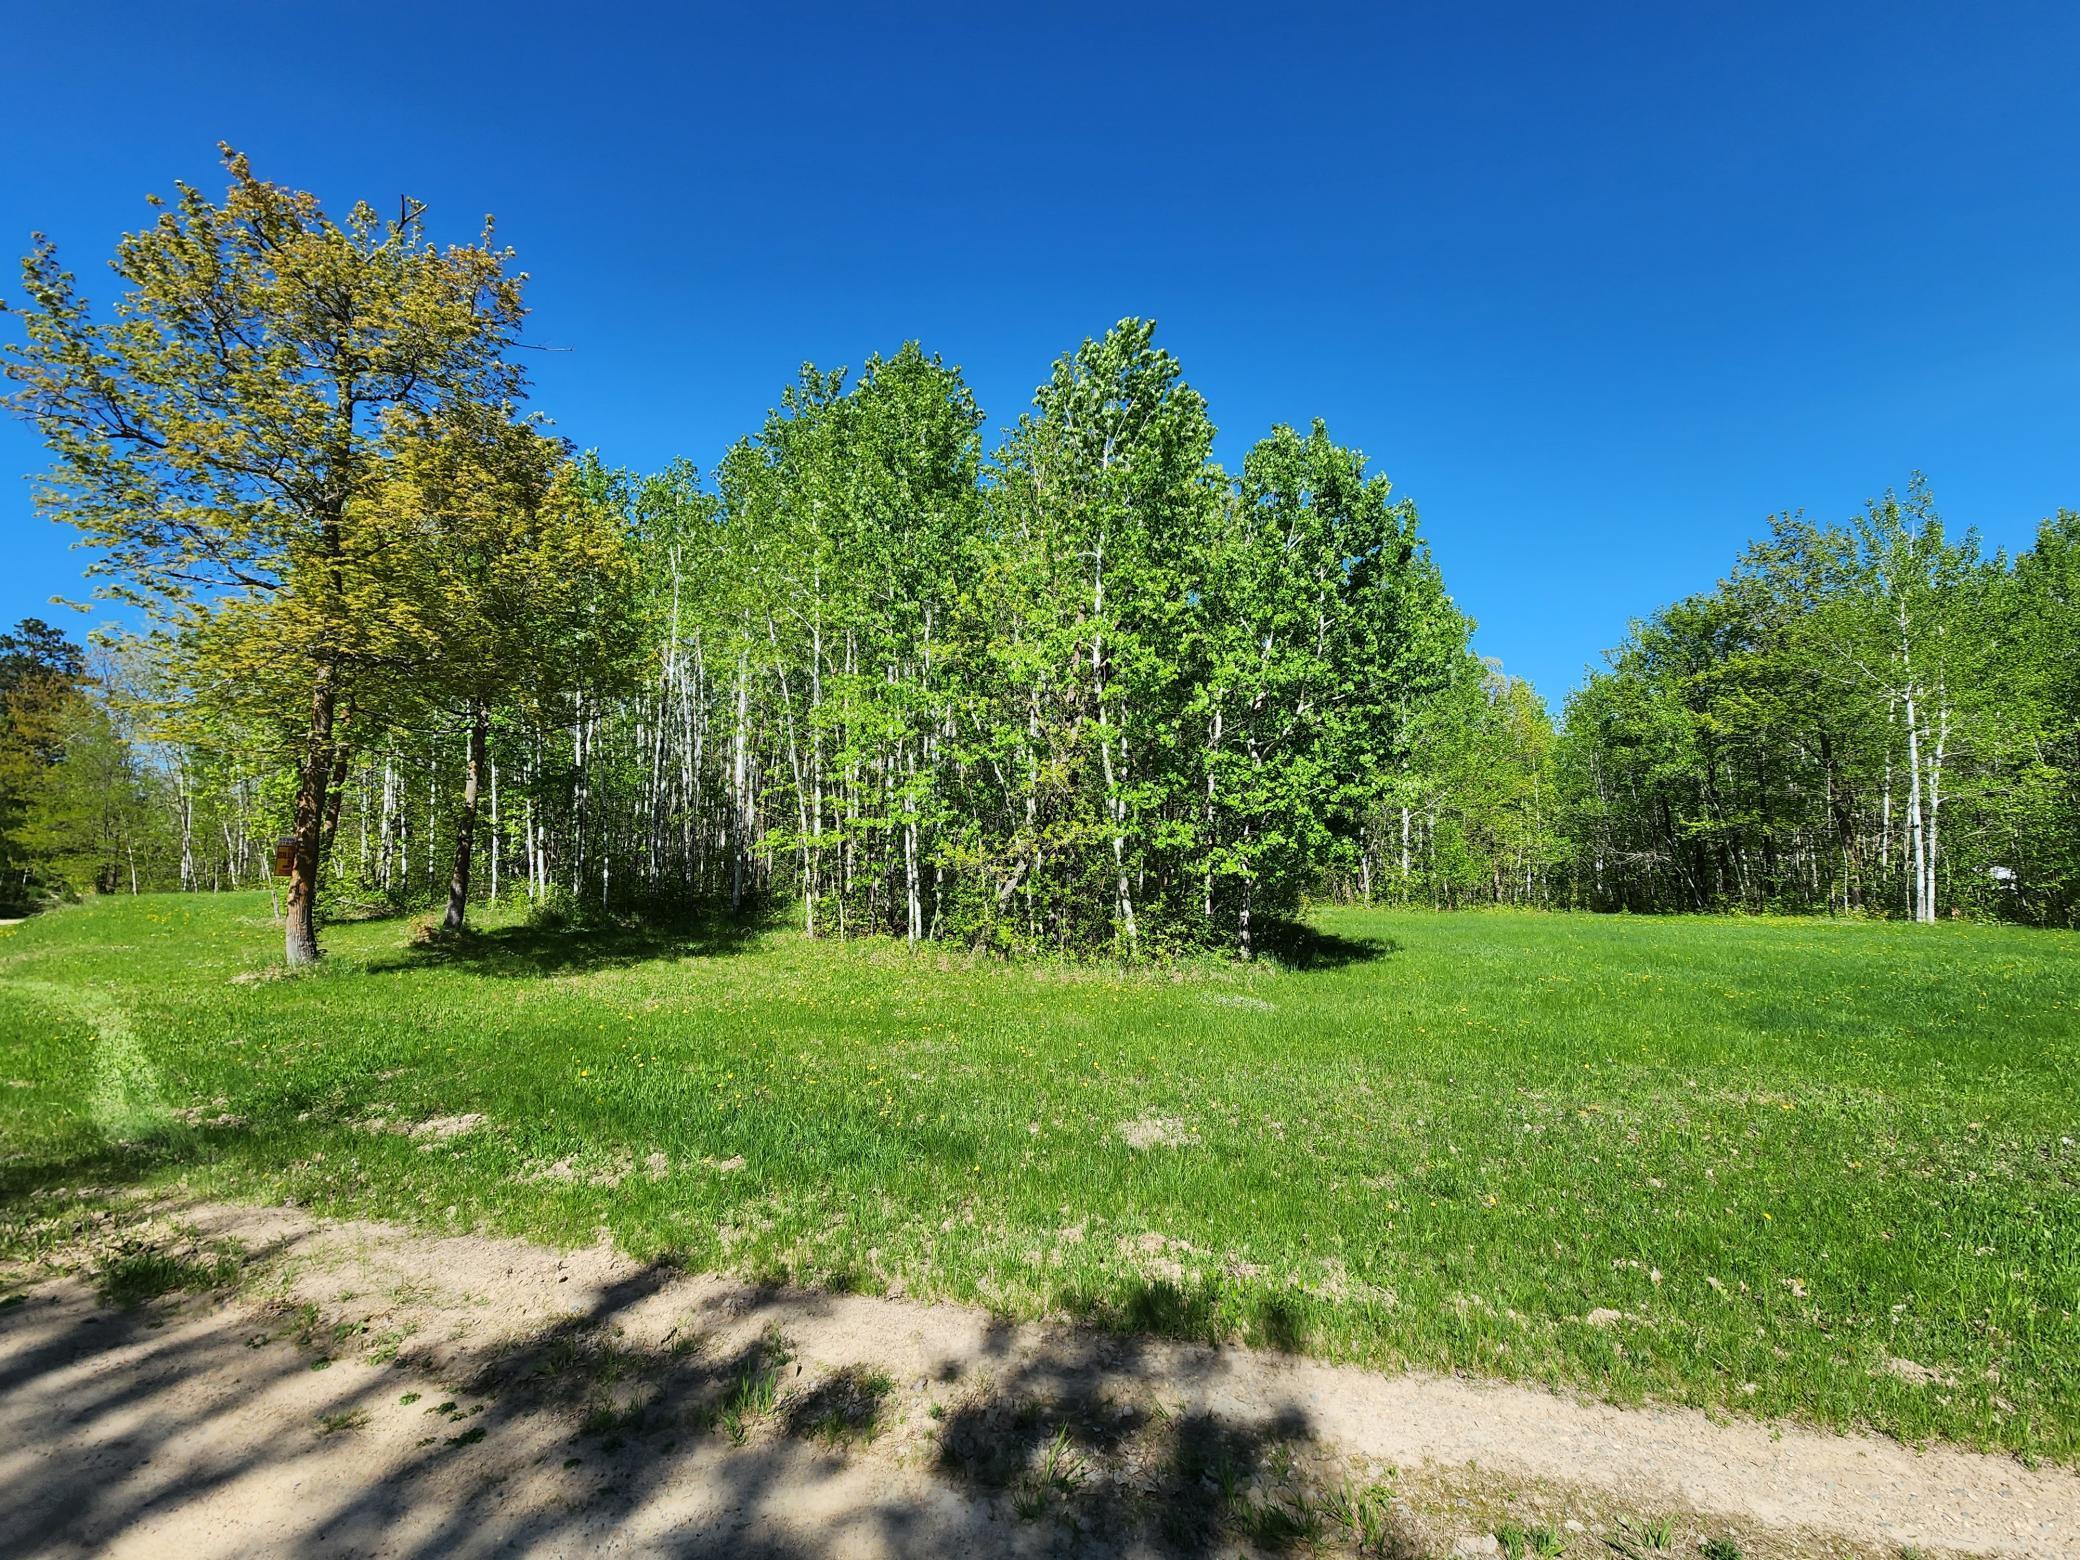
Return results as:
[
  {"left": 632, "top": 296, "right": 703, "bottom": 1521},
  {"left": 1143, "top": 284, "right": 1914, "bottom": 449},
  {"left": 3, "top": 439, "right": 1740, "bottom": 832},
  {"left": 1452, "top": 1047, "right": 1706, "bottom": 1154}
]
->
[
  {"left": 1560, "top": 486, "right": 2079, "bottom": 925},
  {"left": 3, "top": 154, "right": 2073, "bottom": 949}
]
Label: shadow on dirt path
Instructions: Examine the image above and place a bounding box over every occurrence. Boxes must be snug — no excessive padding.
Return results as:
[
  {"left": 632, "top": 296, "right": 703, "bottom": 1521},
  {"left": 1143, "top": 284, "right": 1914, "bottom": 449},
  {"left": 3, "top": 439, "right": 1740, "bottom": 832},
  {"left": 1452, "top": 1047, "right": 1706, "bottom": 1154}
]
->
[{"left": 1, "top": 1198, "right": 2073, "bottom": 1559}]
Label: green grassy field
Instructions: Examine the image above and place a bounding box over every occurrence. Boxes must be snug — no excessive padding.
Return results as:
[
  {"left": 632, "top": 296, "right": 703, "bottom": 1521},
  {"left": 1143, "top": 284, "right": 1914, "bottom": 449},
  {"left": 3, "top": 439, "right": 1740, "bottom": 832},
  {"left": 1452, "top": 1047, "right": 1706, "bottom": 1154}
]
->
[{"left": 2, "top": 893, "right": 2075, "bottom": 1462}]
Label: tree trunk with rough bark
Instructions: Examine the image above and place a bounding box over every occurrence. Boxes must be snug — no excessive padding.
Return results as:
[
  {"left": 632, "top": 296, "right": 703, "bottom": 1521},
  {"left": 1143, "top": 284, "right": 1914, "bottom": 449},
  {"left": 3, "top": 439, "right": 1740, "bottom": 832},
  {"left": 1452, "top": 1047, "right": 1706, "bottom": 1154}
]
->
[
  {"left": 443, "top": 700, "right": 489, "bottom": 932},
  {"left": 284, "top": 667, "right": 338, "bottom": 966}
]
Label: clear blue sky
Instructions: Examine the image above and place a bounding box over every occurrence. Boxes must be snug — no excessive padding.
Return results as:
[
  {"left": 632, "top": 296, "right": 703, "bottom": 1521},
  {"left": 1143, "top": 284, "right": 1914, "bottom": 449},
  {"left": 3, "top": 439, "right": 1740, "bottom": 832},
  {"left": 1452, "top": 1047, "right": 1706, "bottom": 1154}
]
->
[{"left": 3, "top": 1, "right": 2076, "bottom": 700}]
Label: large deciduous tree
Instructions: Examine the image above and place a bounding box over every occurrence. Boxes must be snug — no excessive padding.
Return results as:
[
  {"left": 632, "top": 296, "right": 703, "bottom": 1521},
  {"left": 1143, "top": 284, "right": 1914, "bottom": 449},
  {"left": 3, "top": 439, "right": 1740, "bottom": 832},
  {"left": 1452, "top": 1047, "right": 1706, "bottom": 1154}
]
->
[{"left": 1, "top": 147, "right": 528, "bottom": 963}]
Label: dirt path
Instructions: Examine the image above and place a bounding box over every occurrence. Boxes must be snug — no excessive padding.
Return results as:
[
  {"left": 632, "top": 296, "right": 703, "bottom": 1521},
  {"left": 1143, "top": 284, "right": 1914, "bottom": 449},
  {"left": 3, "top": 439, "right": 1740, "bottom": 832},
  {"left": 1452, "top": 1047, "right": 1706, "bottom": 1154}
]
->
[{"left": 2, "top": 1200, "right": 2073, "bottom": 1558}]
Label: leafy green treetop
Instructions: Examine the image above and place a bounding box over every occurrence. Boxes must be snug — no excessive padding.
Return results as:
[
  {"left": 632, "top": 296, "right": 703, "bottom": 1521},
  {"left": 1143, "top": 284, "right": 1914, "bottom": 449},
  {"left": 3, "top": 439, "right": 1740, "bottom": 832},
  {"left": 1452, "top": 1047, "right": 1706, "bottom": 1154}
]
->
[{"left": 2, "top": 147, "right": 531, "bottom": 962}]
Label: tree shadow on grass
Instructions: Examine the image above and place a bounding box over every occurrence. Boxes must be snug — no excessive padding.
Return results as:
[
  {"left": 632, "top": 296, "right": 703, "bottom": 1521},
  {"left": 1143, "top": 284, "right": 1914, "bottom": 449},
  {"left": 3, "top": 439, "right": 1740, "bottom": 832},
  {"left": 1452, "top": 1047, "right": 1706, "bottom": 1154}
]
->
[
  {"left": 359, "top": 909, "right": 770, "bottom": 979},
  {"left": 0, "top": 1126, "right": 215, "bottom": 1211},
  {"left": 1055, "top": 1276, "right": 1312, "bottom": 1357},
  {"left": 1258, "top": 920, "right": 1400, "bottom": 971}
]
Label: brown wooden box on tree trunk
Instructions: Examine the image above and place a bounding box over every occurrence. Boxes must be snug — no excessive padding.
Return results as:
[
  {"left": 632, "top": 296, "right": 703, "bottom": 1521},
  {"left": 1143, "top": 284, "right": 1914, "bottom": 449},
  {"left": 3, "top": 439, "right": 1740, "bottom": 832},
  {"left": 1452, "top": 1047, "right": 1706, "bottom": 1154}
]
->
[{"left": 272, "top": 836, "right": 299, "bottom": 878}]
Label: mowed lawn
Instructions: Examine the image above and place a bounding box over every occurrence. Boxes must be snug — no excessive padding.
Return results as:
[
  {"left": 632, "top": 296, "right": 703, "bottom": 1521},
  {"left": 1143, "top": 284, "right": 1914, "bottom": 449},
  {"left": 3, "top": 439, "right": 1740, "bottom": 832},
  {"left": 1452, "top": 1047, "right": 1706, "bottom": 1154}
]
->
[{"left": 2, "top": 894, "right": 2075, "bottom": 1461}]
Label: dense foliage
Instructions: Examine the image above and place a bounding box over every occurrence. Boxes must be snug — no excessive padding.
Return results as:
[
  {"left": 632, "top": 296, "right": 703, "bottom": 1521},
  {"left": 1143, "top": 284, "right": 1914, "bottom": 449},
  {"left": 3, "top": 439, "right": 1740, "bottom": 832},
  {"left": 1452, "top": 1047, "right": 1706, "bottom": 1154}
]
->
[
  {"left": 1561, "top": 486, "right": 2080, "bottom": 925},
  {"left": 3, "top": 159, "right": 2074, "bottom": 944},
  {"left": 230, "top": 330, "right": 1471, "bottom": 957},
  {"left": 0, "top": 148, "right": 545, "bottom": 961}
]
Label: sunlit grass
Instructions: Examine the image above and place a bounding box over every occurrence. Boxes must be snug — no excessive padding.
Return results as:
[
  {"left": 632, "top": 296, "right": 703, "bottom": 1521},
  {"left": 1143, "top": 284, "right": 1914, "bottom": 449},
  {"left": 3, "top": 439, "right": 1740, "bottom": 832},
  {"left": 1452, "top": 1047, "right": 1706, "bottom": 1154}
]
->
[{"left": 1, "top": 892, "right": 2075, "bottom": 1460}]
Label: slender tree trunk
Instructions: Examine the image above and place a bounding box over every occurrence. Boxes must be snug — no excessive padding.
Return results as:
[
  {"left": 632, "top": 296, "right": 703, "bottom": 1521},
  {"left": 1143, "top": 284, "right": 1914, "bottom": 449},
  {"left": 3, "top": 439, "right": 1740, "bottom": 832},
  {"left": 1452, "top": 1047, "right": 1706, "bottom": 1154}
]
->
[
  {"left": 284, "top": 665, "right": 338, "bottom": 966},
  {"left": 378, "top": 752, "right": 396, "bottom": 891},
  {"left": 1903, "top": 679, "right": 1928, "bottom": 924},
  {"left": 489, "top": 754, "right": 500, "bottom": 905},
  {"left": 808, "top": 598, "right": 825, "bottom": 935},
  {"left": 443, "top": 699, "right": 489, "bottom": 932},
  {"left": 1202, "top": 706, "right": 1222, "bottom": 920},
  {"left": 1880, "top": 748, "right": 1894, "bottom": 896},
  {"left": 571, "top": 696, "right": 588, "bottom": 898},
  {"left": 175, "top": 757, "right": 196, "bottom": 892},
  {"left": 1090, "top": 546, "right": 1138, "bottom": 950},
  {"left": 767, "top": 618, "right": 815, "bottom": 935},
  {"left": 426, "top": 766, "right": 438, "bottom": 892},
  {"left": 904, "top": 745, "right": 922, "bottom": 945},
  {"left": 1925, "top": 695, "right": 1948, "bottom": 921},
  {"left": 1238, "top": 847, "right": 1255, "bottom": 961},
  {"left": 730, "top": 653, "right": 751, "bottom": 910},
  {"left": 355, "top": 761, "right": 370, "bottom": 880}
]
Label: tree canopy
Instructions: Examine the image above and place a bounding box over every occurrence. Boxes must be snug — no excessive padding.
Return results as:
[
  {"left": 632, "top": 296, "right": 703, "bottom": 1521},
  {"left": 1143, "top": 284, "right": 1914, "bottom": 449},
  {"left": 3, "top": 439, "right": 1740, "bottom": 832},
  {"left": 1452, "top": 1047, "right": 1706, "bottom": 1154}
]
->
[{"left": 4, "top": 157, "right": 2075, "bottom": 946}]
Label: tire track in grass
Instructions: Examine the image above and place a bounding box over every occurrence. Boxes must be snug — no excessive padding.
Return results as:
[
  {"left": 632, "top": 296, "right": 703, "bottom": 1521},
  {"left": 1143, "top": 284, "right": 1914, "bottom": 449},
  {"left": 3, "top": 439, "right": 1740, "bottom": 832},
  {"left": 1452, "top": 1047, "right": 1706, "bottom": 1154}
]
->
[{"left": 2, "top": 979, "right": 167, "bottom": 1142}]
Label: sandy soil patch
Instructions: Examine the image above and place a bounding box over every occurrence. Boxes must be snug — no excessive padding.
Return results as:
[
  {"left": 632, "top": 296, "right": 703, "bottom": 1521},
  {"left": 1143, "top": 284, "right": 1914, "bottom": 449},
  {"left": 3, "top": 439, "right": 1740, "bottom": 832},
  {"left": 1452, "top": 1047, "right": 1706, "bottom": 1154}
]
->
[
  {"left": 0, "top": 1199, "right": 2074, "bottom": 1558},
  {"left": 1115, "top": 1115, "right": 1199, "bottom": 1150}
]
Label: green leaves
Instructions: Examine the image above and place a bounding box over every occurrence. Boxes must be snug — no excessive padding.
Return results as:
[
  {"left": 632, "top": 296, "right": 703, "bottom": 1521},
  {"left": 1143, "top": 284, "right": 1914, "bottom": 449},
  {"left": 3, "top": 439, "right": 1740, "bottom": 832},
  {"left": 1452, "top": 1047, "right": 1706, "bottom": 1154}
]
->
[
  {"left": 4, "top": 148, "right": 527, "bottom": 617},
  {"left": 1, "top": 150, "right": 546, "bottom": 960},
  {"left": 1560, "top": 478, "right": 2077, "bottom": 924}
]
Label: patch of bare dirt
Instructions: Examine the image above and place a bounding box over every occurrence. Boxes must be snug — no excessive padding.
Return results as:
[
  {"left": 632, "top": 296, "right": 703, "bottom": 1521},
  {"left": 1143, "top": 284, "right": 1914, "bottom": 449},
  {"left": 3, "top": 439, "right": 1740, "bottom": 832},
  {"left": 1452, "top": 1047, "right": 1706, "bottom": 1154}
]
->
[
  {"left": 0, "top": 1198, "right": 2073, "bottom": 1558},
  {"left": 409, "top": 1112, "right": 488, "bottom": 1140},
  {"left": 1115, "top": 1115, "right": 1199, "bottom": 1150}
]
